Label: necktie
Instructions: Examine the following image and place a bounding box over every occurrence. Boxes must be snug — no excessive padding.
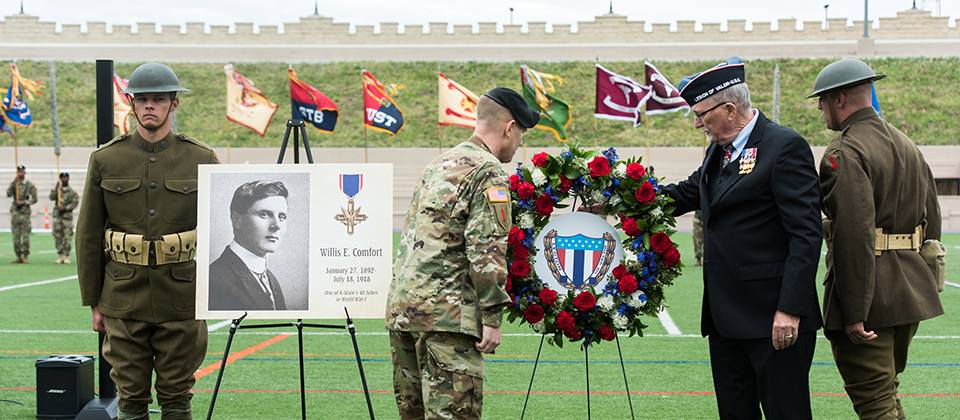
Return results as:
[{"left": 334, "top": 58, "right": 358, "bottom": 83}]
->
[
  {"left": 721, "top": 145, "right": 734, "bottom": 169},
  {"left": 254, "top": 271, "right": 277, "bottom": 310}
]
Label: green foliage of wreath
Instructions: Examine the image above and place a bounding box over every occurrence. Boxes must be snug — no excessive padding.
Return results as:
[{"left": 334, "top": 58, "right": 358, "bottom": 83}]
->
[{"left": 504, "top": 145, "right": 683, "bottom": 348}]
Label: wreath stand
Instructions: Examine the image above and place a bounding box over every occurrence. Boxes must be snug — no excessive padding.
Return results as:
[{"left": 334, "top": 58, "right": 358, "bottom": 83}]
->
[
  {"left": 519, "top": 334, "right": 636, "bottom": 420},
  {"left": 205, "top": 120, "right": 376, "bottom": 420}
]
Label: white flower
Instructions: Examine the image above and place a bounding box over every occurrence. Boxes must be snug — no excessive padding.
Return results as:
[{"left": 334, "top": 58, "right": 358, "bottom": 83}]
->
[
  {"left": 623, "top": 248, "right": 636, "bottom": 262},
  {"left": 609, "top": 195, "right": 622, "bottom": 207},
  {"left": 518, "top": 213, "right": 535, "bottom": 229},
  {"left": 612, "top": 162, "right": 627, "bottom": 179},
  {"left": 556, "top": 293, "right": 567, "bottom": 306},
  {"left": 649, "top": 207, "right": 663, "bottom": 219},
  {"left": 598, "top": 295, "right": 616, "bottom": 311},
  {"left": 630, "top": 291, "right": 648, "bottom": 308},
  {"left": 613, "top": 313, "right": 630, "bottom": 329},
  {"left": 532, "top": 320, "right": 546, "bottom": 333},
  {"left": 531, "top": 167, "right": 547, "bottom": 187}
]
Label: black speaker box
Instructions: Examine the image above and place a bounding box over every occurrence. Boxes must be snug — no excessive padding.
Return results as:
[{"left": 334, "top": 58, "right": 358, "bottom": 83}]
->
[{"left": 36, "top": 354, "right": 94, "bottom": 419}]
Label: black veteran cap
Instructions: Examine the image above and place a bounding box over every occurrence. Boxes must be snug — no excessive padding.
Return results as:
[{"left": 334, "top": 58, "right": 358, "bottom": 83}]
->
[
  {"left": 678, "top": 57, "right": 746, "bottom": 106},
  {"left": 17, "top": 165, "right": 25, "bottom": 170},
  {"left": 483, "top": 87, "right": 541, "bottom": 129},
  {"left": 60, "top": 172, "right": 69, "bottom": 177}
]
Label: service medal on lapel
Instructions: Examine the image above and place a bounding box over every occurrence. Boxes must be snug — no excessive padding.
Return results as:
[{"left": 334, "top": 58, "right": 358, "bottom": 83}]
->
[{"left": 739, "top": 148, "right": 757, "bottom": 174}]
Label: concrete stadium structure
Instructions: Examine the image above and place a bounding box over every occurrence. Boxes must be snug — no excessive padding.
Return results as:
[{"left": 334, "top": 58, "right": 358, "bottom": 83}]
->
[{"left": 0, "top": 8, "right": 958, "bottom": 62}]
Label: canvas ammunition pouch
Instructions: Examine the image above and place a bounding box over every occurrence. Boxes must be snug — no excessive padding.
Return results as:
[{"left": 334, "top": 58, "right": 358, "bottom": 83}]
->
[
  {"left": 105, "top": 229, "right": 197, "bottom": 267},
  {"left": 920, "top": 239, "right": 947, "bottom": 292}
]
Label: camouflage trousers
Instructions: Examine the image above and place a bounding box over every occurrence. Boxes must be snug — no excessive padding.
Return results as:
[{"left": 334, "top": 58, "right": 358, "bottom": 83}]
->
[
  {"left": 389, "top": 331, "right": 485, "bottom": 420},
  {"left": 692, "top": 210, "right": 704, "bottom": 260},
  {"left": 10, "top": 210, "right": 31, "bottom": 257},
  {"left": 52, "top": 216, "right": 74, "bottom": 256},
  {"left": 102, "top": 316, "right": 208, "bottom": 414}
]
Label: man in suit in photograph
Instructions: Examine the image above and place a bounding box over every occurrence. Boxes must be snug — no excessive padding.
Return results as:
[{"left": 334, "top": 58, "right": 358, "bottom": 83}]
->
[
  {"left": 209, "top": 180, "right": 289, "bottom": 311},
  {"left": 662, "top": 57, "right": 823, "bottom": 419}
]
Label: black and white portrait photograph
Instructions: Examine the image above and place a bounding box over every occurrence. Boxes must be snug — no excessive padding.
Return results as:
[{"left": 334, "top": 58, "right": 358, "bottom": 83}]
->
[{"left": 197, "top": 167, "right": 310, "bottom": 318}]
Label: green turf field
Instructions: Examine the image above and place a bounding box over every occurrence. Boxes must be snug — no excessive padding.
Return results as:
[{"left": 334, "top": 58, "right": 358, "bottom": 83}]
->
[{"left": 1, "top": 232, "right": 958, "bottom": 419}]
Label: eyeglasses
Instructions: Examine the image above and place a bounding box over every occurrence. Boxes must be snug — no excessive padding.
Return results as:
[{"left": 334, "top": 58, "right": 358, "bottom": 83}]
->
[{"left": 694, "top": 101, "right": 730, "bottom": 122}]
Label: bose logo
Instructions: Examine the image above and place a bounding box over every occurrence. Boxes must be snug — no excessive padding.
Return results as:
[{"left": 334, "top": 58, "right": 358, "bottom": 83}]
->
[{"left": 47, "top": 389, "right": 67, "bottom": 394}]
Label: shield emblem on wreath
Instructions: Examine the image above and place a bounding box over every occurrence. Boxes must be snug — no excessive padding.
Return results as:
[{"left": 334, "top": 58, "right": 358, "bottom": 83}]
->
[{"left": 543, "top": 230, "right": 616, "bottom": 292}]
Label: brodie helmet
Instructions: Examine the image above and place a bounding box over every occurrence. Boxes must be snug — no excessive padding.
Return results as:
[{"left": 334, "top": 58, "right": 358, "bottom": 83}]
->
[
  {"left": 121, "top": 63, "right": 190, "bottom": 95},
  {"left": 807, "top": 59, "right": 885, "bottom": 99}
]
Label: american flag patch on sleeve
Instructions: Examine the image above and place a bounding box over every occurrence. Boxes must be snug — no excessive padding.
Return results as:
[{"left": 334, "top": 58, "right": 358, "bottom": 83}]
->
[{"left": 487, "top": 188, "right": 508, "bottom": 203}]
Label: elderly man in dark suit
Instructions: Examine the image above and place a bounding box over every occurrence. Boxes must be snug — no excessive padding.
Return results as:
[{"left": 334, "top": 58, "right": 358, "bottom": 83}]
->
[
  {"left": 810, "top": 59, "right": 943, "bottom": 420},
  {"left": 662, "top": 57, "right": 823, "bottom": 420},
  {"left": 209, "top": 180, "right": 289, "bottom": 311}
]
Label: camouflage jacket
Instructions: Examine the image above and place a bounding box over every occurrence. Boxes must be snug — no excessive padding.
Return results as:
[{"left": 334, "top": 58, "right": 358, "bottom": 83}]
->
[
  {"left": 49, "top": 186, "right": 79, "bottom": 220},
  {"left": 385, "top": 136, "right": 512, "bottom": 339},
  {"left": 7, "top": 179, "right": 38, "bottom": 214}
]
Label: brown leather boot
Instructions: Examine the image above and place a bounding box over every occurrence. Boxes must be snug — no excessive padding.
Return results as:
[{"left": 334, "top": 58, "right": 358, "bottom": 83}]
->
[
  {"left": 21, "top": 256, "right": 28, "bottom": 264},
  {"left": 11, "top": 256, "right": 23, "bottom": 264}
]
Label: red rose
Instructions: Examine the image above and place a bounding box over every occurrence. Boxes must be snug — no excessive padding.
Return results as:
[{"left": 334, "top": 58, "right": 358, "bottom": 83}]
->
[
  {"left": 509, "top": 174, "right": 521, "bottom": 191},
  {"left": 564, "top": 328, "right": 583, "bottom": 340},
  {"left": 504, "top": 278, "right": 513, "bottom": 293},
  {"left": 558, "top": 175, "right": 572, "bottom": 193},
  {"left": 635, "top": 182, "right": 655, "bottom": 204},
  {"left": 611, "top": 265, "right": 626, "bottom": 279},
  {"left": 532, "top": 152, "right": 550, "bottom": 167},
  {"left": 508, "top": 227, "right": 524, "bottom": 246},
  {"left": 518, "top": 182, "right": 535, "bottom": 200},
  {"left": 663, "top": 247, "right": 681, "bottom": 267},
  {"left": 573, "top": 291, "right": 597, "bottom": 311},
  {"left": 513, "top": 246, "right": 529, "bottom": 261},
  {"left": 535, "top": 194, "right": 554, "bottom": 216},
  {"left": 556, "top": 311, "right": 576, "bottom": 332},
  {"left": 588, "top": 156, "right": 611, "bottom": 177},
  {"left": 621, "top": 217, "right": 642, "bottom": 237},
  {"left": 650, "top": 232, "right": 672, "bottom": 253},
  {"left": 539, "top": 288, "right": 558, "bottom": 306},
  {"left": 524, "top": 305, "right": 545, "bottom": 324},
  {"left": 626, "top": 162, "right": 646, "bottom": 180},
  {"left": 510, "top": 260, "right": 531, "bottom": 278},
  {"left": 598, "top": 325, "right": 616, "bottom": 341},
  {"left": 619, "top": 274, "right": 638, "bottom": 295}
]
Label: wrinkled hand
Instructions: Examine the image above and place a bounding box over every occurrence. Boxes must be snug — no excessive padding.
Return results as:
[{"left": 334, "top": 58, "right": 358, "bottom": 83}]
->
[
  {"left": 475, "top": 325, "right": 501, "bottom": 354},
  {"left": 772, "top": 310, "right": 799, "bottom": 350},
  {"left": 844, "top": 322, "right": 877, "bottom": 343},
  {"left": 91, "top": 306, "right": 106, "bottom": 333}
]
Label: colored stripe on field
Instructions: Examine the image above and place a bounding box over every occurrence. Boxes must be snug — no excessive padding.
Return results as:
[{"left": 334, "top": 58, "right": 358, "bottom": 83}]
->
[
  {"left": 194, "top": 334, "right": 292, "bottom": 380},
  {"left": 0, "top": 275, "right": 77, "bottom": 292},
  {"left": 945, "top": 281, "right": 960, "bottom": 289}
]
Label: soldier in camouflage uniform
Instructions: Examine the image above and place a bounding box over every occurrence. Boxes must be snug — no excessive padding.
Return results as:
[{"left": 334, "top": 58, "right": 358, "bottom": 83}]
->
[
  {"left": 692, "top": 210, "right": 704, "bottom": 266},
  {"left": 49, "top": 172, "right": 79, "bottom": 264},
  {"left": 385, "top": 87, "right": 539, "bottom": 420},
  {"left": 7, "top": 165, "right": 38, "bottom": 263}
]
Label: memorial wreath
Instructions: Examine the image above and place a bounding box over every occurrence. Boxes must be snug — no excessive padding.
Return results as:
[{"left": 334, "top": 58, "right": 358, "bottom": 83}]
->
[{"left": 505, "top": 145, "right": 683, "bottom": 348}]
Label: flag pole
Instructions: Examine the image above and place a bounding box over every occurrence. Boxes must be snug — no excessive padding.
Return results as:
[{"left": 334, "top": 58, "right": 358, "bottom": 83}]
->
[
  {"left": 594, "top": 56, "right": 599, "bottom": 148},
  {"left": 226, "top": 120, "right": 232, "bottom": 163},
  {"left": 362, "top": 66, "right": 368, "bottom": 164},
  {"left": 50, "top": 61, "right": 62, "bottom": 207},
  {"left": 438, "top": 125, "right": 442, "bottom": 155}
]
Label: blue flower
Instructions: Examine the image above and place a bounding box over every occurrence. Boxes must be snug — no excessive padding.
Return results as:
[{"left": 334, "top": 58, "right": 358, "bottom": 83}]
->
[
  {"left": 602, "top": 188, "right": 613, "bottom": 197},
  {"left": 603, "top": 147, "right": 619, "bottom": 163},
  {"left": 522, "top": 236, "right": 535, "bottom": 248},
  {"left": 617, "top": 303, "right": 633, "bottom": 317},
  {"left": 579, "top": 176, "right": 591, "bottom": 186},
  {"left": 632, "top": 237, "right": 644, "bottom": 250},
  {"left": 560, "top": 150, "right": 573, "bottom": 160},
  {"left": 611, "top": 178, "right": 621, "bottom": 187},
  {"left": 603, "top": 281, "right": 619, "bottom": 296},
  {"left": 641, "top": 267, "right": 649, "bottom": 277},
  {"left": 518, "top": 199, "right": 532, "bottom": 210}
]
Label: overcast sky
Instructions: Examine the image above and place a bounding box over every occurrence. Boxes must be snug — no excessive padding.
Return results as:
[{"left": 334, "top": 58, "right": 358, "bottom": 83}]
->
[{"left": 7, "top": 0, "right": 957, "bottom": 33}]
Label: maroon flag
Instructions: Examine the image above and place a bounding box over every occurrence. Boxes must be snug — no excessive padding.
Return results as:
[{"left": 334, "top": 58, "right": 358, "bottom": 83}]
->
[
  {"left": 594, "top": 63, "right": 651, "bottom": 127},
  {"left": 644, "top": 62, "right": 690, "bottom": 115}
]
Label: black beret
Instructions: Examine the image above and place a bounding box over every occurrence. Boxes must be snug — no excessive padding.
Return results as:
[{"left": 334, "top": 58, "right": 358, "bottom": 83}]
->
[
  {"left": 678, "top": 57, "right": 746, "bottom": 106},
  {"left": 483, "top": 87, "right": 540, "bottom": 129},
  {"left": 16, "top": 165, "right": 25, "bottom": 170}
]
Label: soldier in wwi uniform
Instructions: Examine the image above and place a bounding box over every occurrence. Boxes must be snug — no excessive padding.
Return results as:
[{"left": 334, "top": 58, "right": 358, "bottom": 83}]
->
[
  {"left": 76, "top": 63, "right": 219, "bottom": 420},
  {"left": 49, "top": 172, "right": 79, "bottom": 264},
  {"left": 385, "top": 87, "right": 539, "bottom": 420},
  {"left": 7, "top": 164, "right": 38, "bottom": 263}
]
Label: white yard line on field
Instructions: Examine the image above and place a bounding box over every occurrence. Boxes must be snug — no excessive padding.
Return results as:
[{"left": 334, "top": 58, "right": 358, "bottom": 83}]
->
[
  {"left": 946, "top": 281, "right": 960, "bottom": 289},
  {"left": 0, "top": 275, "right": 77, "bottom": 292},
  {"left": 207, "top": 320, "right": 233, "bottom": 331},
  {"left": 658, "top": 308, "right": 683, "bottom": 335}
]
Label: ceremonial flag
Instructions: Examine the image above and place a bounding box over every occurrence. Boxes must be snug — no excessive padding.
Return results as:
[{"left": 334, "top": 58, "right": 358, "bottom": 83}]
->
[
  {"left": 113, "top": 72, "right": 133, "bottom": 134},
  {"left": 1, "top": 64, "right": 43, "bottom": 128},
  {"left": 871, "top": 83, "right": 882, "bottom": 118},
  {"left": 0, "top": 116, "right": 12, "bottom": 138},
  {"left": 594, "top": 63, "right": 652, "bottom": 127},
  {"left": 289, "top": 67, "right": 339, "bottom": 134},
  {"left": 644, "top": 62, "right": 690, "bottom": 115},
  {"left": 225, "top": 64, "right": 278, "bottom": 137},
  {"left": 438, "top": 72, "right": 479, "bottom": 129},
  {"left": 521, "top": 65, "right": 571, "bottom": 142},
  {"left": 363, "top": 70, "right": 404, "bottom": 136}
]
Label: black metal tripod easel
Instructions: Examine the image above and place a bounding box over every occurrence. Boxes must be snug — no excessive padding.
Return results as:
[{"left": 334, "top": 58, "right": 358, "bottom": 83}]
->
[{"left": 205, "top": 120, "right": 376, "bottom": 420}]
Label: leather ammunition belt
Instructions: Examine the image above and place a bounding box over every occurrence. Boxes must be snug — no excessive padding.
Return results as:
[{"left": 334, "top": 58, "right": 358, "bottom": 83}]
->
[
  {"left": 105, "top": 229, "right": 197, "bottom": 267},
  {"left": 875, "top": 226, "right": 923, "bottom": 256}
]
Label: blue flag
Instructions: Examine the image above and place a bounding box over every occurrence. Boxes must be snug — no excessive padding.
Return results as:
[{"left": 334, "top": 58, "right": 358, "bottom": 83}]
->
[
  {"left": 2, "top": 85, "right": 32, "bottom": 127},
  {"left": 871, "top": 83, "right": 882, "bottom": 118}
]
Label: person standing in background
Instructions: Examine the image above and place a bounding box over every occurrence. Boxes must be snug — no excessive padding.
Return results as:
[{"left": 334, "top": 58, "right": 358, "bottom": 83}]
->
[
  {"left": 49, "top": 172, "right": 79, "bottom": 264},
  {"left": 7, "top": 164, "right": 38, "bottom": 264}
]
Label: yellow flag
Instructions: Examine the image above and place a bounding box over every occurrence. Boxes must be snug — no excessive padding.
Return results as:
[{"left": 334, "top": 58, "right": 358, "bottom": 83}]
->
[
  {"left": 438, "top": 72, "right": 479, "bottom": 129},
  {"left": 113, "top": 73, "right": 133, "bottom": 134},
  {"left": 225, "top": 64, "right": 278, "bottom": 136}
]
